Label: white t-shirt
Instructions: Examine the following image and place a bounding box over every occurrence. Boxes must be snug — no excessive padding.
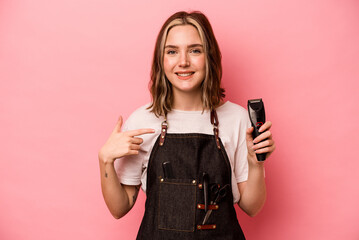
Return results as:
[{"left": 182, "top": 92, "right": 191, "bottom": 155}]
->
[{"left": 115, "top": 101, "right": 251, "bottom": 203}]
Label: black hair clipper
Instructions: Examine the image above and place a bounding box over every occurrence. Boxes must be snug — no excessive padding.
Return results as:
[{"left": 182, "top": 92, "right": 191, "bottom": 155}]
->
[{"left": 248, "top": 98, "right": 266, "bottom": 161}]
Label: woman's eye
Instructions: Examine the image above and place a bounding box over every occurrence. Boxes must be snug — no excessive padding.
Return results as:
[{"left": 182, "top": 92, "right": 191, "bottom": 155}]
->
[
  {"left": 190, "top": 49, "right": 202, "bottom": 54},
  {"left": 167, "top": 50, "right": 176, "bottom": 54}
]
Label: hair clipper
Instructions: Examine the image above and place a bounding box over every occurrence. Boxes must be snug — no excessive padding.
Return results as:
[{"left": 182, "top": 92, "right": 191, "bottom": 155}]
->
[{"left": 248, "top": 98, "right": 266, "bottom": 161}]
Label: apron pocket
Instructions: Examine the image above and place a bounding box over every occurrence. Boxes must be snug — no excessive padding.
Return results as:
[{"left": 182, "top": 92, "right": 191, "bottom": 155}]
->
[{"left": 158, "top": 178, "right": 197, "bottom": 232}]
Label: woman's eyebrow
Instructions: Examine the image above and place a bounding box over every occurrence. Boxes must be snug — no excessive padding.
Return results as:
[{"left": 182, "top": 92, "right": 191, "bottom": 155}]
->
[
  {"left": 188, "top": 44, "right": 203, "bottom": 48},
  {"left": 165, "top": 44, "right": 203, "bottom": 49},
  {"left": 164, "top": 45, "right": 178, "bottom": 49}
]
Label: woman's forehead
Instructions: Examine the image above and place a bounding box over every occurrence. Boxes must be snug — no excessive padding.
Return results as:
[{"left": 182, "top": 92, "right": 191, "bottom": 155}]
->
[{"left": 165, "top": 25, "right": 202, "bottom": 46}]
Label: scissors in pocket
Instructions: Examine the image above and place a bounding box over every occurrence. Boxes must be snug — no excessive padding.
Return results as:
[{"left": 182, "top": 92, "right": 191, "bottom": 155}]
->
[{"left": 202, "top": 184, "right": 230, "bottom": 225}]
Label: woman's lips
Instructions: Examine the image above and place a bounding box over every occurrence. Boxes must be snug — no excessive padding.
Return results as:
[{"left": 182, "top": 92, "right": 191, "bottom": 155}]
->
[{"left": 176, "top": 72, "right": 194, "bottom": 80}]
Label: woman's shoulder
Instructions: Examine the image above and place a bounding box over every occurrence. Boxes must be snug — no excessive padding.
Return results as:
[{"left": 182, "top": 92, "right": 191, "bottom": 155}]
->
[
  {"left": 124, "top": 103, "right": 162, "bottom": 130},
  {"left": 216, "top": 101, "right": 250, "bottom": 130},
  {"left": 217, "top": 101, "right": 248, "bottom": 118}
]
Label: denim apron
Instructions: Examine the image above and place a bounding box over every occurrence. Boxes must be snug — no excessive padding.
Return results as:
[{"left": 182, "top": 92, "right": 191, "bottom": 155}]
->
[{"left": 136, "top": 110, "right": 246, "bottom": 240}]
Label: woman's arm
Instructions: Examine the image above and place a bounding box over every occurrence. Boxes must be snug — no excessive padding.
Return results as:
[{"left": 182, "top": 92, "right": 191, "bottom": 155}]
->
[
  {"left": 99, "top": 158, "right": 140, "bottom": 219},
  {"left": 237, "top": 121, "right": 275, "bottom": 217},
  {"left": 237, "top": 164, "right": 266, "bottom": 217},
  {"left": 98, "top": 116, "right": 154, "bottom": 219}
]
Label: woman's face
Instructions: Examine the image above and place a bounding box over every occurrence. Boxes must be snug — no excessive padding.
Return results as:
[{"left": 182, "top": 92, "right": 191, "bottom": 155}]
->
[{"left": 163, "top": 25, "right": 206, "bottom": 97}]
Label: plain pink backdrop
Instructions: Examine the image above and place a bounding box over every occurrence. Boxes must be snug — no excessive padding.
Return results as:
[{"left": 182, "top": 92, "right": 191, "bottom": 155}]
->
[{"left": 1, "top": 0, "right": 358, "bottom": 239}]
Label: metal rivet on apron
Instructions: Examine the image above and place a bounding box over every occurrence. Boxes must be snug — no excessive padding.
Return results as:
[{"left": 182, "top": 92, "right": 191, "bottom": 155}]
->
[
  {"left": 198, "top": 184, "right": 202, "bottom": 189},
  {"left": 192, "top": 180, "right": 196, "bottom": 184},
  {"left": 215, "top": 205, "right": 219, "bottom": 209},
  {"left": 197, "top": 204, "right": 201, "bottom": 209},
  {"left": 160, "top": 178, "right": 164, "bottom": 182},
  {"left": 213, "top": 225, "right": 216, "bottom": 229},
  {"left": 197, "top": 225, "right": 201, "bottom": 230}
]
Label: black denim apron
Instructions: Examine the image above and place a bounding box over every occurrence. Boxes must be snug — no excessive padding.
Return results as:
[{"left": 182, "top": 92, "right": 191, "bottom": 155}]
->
[{"left": 136, "top": 110, "right": 246, "bottom": 240}]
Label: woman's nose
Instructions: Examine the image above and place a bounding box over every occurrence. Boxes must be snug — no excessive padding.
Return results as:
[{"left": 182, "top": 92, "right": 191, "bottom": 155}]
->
[{"left": 178, "top": 52, "right": 190, "bottom": 67}]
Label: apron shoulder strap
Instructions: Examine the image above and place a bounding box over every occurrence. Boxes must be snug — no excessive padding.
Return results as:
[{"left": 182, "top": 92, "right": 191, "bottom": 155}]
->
[
  {"left": 211, "top": 109, "right": 221, "bottom": 149},
  {"left": 159, "top": 116, "right": 167, "bottom": 146}
]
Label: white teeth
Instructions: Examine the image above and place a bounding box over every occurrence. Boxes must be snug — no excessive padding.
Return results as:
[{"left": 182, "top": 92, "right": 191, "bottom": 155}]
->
[{"left": 177, "top": 73, "right": 193, "bottom": 76}]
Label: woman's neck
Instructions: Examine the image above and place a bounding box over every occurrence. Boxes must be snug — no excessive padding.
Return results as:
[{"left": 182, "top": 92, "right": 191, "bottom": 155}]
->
[{"left": 172, "top": 91, "right": 203, "bottom": 111}]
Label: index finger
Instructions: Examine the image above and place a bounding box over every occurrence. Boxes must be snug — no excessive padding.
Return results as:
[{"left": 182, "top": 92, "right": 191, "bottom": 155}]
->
[
  {"left": 259, "top": 121, "right": 272, "bottom": 133},
  {"left": 126, "top": 128, "right": 155, "bottom": 137}
]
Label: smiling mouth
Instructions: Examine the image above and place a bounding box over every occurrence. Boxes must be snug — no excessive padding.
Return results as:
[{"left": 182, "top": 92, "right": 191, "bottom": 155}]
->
[{"left": 176, "top": 72, "right": 194, "bottom": 77}]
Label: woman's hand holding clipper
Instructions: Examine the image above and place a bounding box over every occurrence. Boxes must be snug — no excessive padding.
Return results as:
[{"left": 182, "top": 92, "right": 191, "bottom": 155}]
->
[{"left": 246, "top": 121, "right": 276, "bottom": 164}]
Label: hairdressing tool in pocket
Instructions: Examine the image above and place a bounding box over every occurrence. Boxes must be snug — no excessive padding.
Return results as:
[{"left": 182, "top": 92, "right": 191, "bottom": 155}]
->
[
  {"left": 248, "top": 98, "right": 267, "bottom": 161},
  {"left": 202, "top": 184, "right": 229, "bottom": 225},
  {"left": 162, "top": 161, "right": 174, "bottom": 179}
]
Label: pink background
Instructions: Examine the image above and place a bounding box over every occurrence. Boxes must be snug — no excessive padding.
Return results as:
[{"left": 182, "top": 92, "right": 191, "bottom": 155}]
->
[{"left": 1, "top": 0, "right": 359, "bottom": 239}]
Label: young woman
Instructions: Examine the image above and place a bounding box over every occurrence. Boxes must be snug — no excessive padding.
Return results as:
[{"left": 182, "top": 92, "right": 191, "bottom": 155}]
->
[{"left": 99, "top": 11, "right": 276, "bottom": 239}]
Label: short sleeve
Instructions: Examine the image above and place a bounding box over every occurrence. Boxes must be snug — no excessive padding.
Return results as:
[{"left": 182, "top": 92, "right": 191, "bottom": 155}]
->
[
  {"left": 114, "top": 118, "right": 143, "bottom": 186},
  {"left": 234, "top": 114, "right": 251, "bottom": 183}
]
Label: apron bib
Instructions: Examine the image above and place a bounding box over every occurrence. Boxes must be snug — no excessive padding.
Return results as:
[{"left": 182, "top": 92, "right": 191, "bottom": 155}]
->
[{"left": 136, "top": 110, "right": 246, "bottom": 240}]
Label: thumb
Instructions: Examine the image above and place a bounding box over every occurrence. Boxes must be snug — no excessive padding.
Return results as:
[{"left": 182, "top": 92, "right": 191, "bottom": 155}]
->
[
  {"left": 246, "top": 127, "right": 254, "bottom": 143},
  {"left": 114, "top": 116, "right": 123, "bottom": 133}
]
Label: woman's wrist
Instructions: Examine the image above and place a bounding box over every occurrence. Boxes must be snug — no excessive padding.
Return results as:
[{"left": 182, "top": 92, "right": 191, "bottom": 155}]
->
[
  {"left": 98, "top": 151, "right": 115, "bottom": 165},
  {"left": 247, "top": 157, "right": 266, "bottom": 180},
  {"left": 248, "top": 155, "right": 265, "bottom": 169}
]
